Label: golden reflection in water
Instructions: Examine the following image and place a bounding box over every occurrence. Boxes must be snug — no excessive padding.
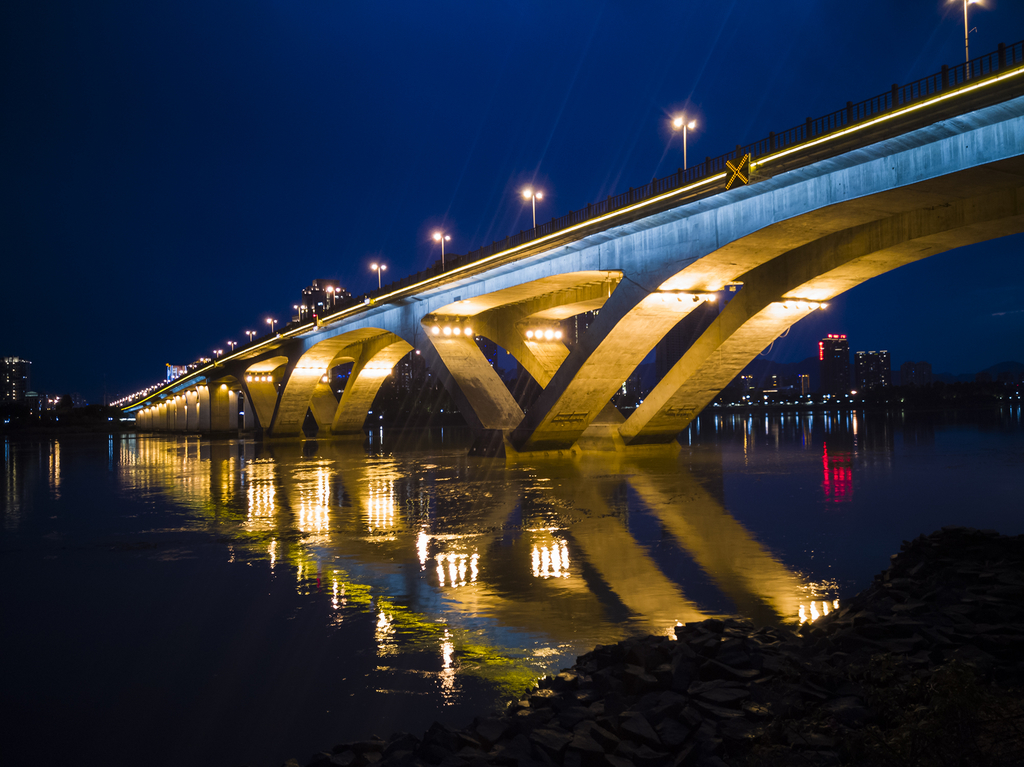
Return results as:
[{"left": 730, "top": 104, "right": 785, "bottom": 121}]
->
[
  {"left": 269, "top": 539, "right": 277, "bottom": 570},
  {"left": 48, "top": 441, "right": 60, "bottom": 498},
  {"left": 799, "top": 598, "right": 841, "bottom": 625},
  {"left": 365, "top": 475, "right": 396, "bottom": 532},
  {"left": 440, "top": 628, "right": 456, "bottom": 702},
  {"left": 417, "top": 530, "right": 429, "bottom": 569},
  {"left": 436, "top": 551, "right": 479, "bottom": 588},
  {"left": 331, "top": 576, "right": 346, "bottom": 611},
  {"left": 246, "top": 459, "right": 277, "bottom": 530},
  {"left": 376, "top": 609, "right": 397, "bottom": 657},
  {"left": 531, "top": 534, "right": 570, "bottom": 579},
  {"left": 297, "top": 463, "right": 331, "bottom": 535}
]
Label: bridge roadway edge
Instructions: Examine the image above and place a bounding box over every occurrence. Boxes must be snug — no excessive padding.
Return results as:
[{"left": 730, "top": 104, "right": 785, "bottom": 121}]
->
[{"left": 130, "top": 84, "right": 1024, "bottom": 455}]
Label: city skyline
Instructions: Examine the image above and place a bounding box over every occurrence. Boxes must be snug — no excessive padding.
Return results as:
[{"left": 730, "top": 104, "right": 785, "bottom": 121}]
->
[{"left": 3, "top": 1, "right": 1024, "bottom": 403}]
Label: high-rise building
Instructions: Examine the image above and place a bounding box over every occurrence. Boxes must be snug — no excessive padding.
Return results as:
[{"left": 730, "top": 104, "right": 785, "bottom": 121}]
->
[
  {"left": 900, "top": 361, "right": 933, "bottom": 387},
  {"left": 2, "top": 357, "right": 31, "bottom": 404},
  {"left": 563, "top": 310, "right": 599, "bottom": 350},
  {"left": 855, "top": 351, "right": 891, "bottom": 391},
  {"left": 798, "top": 374, "right": 810, "bottom": 395},
  {"left": 297, "top": 280, "right": 351, "bottom": 324},
  {"left": 819, "top": 334, "right": 850, "bottom": 394}
]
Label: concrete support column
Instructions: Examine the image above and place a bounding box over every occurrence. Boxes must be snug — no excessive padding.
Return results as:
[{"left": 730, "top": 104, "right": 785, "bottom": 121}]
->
[
  {"left": 209, "top": 384, "right": 232, "bottom": 432},
  {"left": 175, "top": 398, "right": 188, "bottom": 431},
  {"left": 244, "top": 376, "right": 280, "bottom": 433},
  {"left": 186, "top": 391, "right": 200, "bottom": 431},
  {"left": 198, "top": 386, "right": 211, "bottom": 431},
  {"left": 309, "top": 387, "right": 339, "bottom": 431},
  {"left": 420, "top": 333, "right": 523, "bottom": 432}
]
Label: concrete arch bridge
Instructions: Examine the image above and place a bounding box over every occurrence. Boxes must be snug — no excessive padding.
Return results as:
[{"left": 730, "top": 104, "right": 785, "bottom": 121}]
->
[{"left": 130, "top": 51, "right": 1024, "bottom": 456}]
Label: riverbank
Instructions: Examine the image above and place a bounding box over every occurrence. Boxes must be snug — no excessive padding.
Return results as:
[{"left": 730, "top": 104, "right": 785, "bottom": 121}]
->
[{"left": 286, "top": 527, "right": 1024, "bottom": 767}]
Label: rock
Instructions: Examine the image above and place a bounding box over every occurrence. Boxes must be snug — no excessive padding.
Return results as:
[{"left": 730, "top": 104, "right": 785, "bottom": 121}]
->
[
  {"left": 617, "top": 712, "right": 660, "bottom": 748},
  {"left": 294, "top": 528, "right": 1024, "bottom": 767}
]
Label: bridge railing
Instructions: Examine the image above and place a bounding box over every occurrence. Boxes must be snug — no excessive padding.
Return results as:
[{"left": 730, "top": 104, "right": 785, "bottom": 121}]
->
[
  {"left": 123, "top": 41, "right": 1024, "bottom": 409},
  {"left": 355, "top": 40, "right": 1024, "bottom": 308}
]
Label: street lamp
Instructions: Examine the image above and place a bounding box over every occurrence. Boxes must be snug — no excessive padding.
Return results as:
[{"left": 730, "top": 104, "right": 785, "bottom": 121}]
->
[
  {"left": 522, "top": 188, "right": 543, "bottom": 229},
  {"left": 214, "top": 349, "right": 223, "bottom": 358},
  {"left": 266, "top": 317, "right": 277, "bottom": 334},
  {"left": 432, "top": 231, "right": 451, "bottom": 270},
  {"left": 370, "top": 262, "right": 387, "bottom": 289},
  {"left": 245, "top": 330, "right": 255, "bottom": 343},
  {"left": 227, "top": 341, "right": 236, "bottom": 352},
  {"left": 672, "top": 116, "right": 697, "bottom": 170},
  {"left": 955, "top": 0, "right": 982, "bottom": 66}
]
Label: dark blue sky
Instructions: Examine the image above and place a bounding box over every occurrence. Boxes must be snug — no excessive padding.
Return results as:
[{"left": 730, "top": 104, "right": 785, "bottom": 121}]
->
[{"left": 3, "top": 0, "right": 1023, "bottom": 403}]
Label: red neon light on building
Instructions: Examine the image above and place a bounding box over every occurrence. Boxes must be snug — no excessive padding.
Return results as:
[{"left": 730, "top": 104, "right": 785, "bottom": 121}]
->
[{"left": 819, "top": 342, "right": 824, "bottom": 361}]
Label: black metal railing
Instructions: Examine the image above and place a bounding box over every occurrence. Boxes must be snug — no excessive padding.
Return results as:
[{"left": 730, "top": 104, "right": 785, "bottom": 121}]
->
[{"left": 351, "top": 39, "right": 1023, "bottom": 308}]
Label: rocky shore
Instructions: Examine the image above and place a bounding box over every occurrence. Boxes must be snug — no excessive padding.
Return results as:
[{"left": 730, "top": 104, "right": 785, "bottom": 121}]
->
[{"left": 286, "top": 527, "right": 1024, "bottom": 767}]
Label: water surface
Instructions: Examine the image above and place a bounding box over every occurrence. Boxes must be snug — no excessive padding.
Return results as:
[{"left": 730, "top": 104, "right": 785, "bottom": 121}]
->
[{"left": 2, "top": 408, "right": 1021, "bottom": 766}]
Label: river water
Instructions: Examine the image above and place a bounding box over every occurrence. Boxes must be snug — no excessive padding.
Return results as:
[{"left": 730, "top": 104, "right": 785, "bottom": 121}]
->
[{"left": 2, "top": 408, "right": 1022, "bottom": 767}]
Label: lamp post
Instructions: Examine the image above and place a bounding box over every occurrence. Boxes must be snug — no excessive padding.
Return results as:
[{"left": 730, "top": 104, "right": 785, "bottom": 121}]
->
[
  {"left": 214, "top": 349, "right": 223, "bottom": 358},
  {"left": 672, "top": 116, "right": 697, "bottom": 170},
  {"left": 245, "top": 330, "right": 255, "bottom": 343},
  {"left": 266, "top": 317, "right": 277, "bottom": 334},
  {"left": 432, "top": 232, "right": 451, "bottom": 270},
  {"left": 958, "top": 0, "right": 982, "bottom": 65},
  {"left": 522, "top": 188, "right": 543, "bottom": 229},
  {"left": 227, "top": 341, "right": 236, "bottom": 352},
  {"left": 371, "top": 262, "right": 387, "bottom": 289}
]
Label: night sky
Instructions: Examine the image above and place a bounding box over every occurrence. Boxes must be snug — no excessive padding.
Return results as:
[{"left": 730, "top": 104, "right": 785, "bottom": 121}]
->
[{"left": 3, "top": 1, "right": 1024, "bottom": 404}]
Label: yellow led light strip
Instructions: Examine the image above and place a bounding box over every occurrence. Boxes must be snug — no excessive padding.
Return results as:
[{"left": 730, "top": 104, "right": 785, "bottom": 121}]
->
[
  {"left": 343, "top": 65, "right": 1023, "bottom": 326},
  {"left": 126, "top": 322, "right": 317, "bottom": 409},
  {"left": 126, "top": 61, "right": 1023, "bottom": 410},
  {"left": 752, "top": 63, "right": 1024, "bottom": 170},
  {"left": 312, "top": 172, "right": 728, "bottom": 322}
]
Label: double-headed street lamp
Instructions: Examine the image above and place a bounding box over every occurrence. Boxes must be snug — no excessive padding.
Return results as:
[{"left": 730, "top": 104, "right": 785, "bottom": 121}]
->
[
  {"left": 245, "top": 330, "right": 255, "bottom": 343},
  {"left": 227, "top": 340, "right": 236, "bottom": 352},
  {"left": 522, "top": 188, "right": 543, "bottom": 229},
  {"left": 672, "top": 116, "right": 697, "bottom": 170},
  {"left": 371, "top": 262, "right": 387, "bottom": 289},
  {"left": 267, "top": 317, "right": 277, "bottom": 334},
  {"left": 433, "top": 231, "right": 451, "bottom": 270}
]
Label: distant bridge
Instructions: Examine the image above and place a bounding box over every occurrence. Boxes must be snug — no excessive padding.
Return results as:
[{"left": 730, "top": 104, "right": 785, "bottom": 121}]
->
[{"left": 128, "top": 42, "right": 1024, "bottom": 455}]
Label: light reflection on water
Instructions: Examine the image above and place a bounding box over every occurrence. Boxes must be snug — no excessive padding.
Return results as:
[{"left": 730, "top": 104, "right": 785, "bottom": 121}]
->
[{"left": 2, "top": 407, "right": 1021, "bottom": 767}]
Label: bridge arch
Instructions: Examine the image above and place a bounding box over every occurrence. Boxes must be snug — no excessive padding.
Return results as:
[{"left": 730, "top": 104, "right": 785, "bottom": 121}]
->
[
  {"left": 509, "top": 111, "right": 1024, "bottom": 452},
  {"left": 267, "top": 330, "right": 414, "bottom": 438},
  {"left": 622, "top": 183, "right": 1024, "bottom": 444}
]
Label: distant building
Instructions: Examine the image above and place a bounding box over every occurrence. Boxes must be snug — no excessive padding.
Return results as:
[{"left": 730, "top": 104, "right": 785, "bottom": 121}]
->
[
  {"left": 855, "top": 351, "right": 891, "bottom": 391},
  {"left": 166, "top": 364, "right": 189, "bottom": 382},
  {"left": 2, "top": 357, "right": 31, "bottom": 403},
  {"left": 900, "top": 361, "right": 933, "bottom": 387},
  {"left": 798, "top": 374, "right": 810, "bottom": 395},
  {"left": 298, "top": 280, "right": 351, "bottom": 324},
  {"left": 563, "top": 310, "right": 598, "bottom": 350},
  {"left": 819, "top": 334, "right": 850, "bottom": 394}
]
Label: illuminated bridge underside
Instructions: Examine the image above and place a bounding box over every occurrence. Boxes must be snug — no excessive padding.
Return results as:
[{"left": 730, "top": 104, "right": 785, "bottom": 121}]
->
[{"left": 132, "top": 92, "right": 1024, "bottom": 453}]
